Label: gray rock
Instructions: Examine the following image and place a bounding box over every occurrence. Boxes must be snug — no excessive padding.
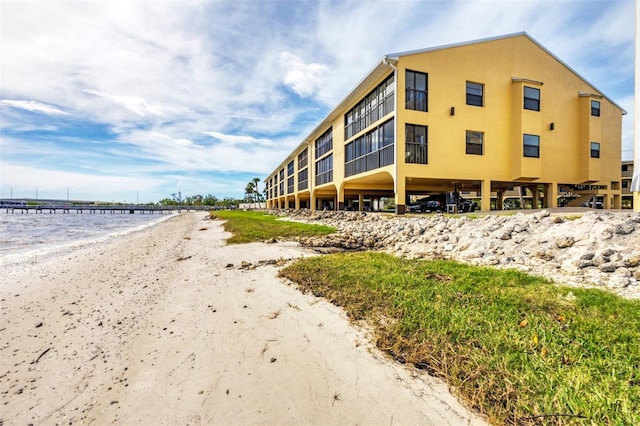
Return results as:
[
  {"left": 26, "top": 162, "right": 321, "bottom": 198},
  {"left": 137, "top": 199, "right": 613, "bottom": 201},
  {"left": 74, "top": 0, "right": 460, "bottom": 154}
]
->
[
  {"left": 614, "top": 221, "right": 635, "bottom": 235},
  {"left": 556, "top": 237, "right": 575, "bottom": 249},
  {"left": 578, "top": 260, "right": 594, "bottom": 269},
  {"left": 600, "top": 263, "right": 617, "bottom": 273},
  {"left": 601, "top": 248, "right": 616, "bottom": 257},
  {"left": 601, "top": 230, "right": 613, "bottom": 240}
]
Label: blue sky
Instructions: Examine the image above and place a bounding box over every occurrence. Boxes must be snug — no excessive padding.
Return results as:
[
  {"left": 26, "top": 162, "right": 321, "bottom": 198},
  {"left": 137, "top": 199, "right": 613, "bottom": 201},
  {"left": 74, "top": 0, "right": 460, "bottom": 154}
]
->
[{"left": 0, "top": 0, "right": 635, "bottom": 203}]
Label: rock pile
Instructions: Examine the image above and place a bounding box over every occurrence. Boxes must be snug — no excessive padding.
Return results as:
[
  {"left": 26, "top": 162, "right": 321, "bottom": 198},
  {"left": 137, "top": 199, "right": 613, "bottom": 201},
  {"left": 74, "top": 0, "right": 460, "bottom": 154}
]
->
[{"left": 269, "top": 209, "right": 640, "bottom": 299}]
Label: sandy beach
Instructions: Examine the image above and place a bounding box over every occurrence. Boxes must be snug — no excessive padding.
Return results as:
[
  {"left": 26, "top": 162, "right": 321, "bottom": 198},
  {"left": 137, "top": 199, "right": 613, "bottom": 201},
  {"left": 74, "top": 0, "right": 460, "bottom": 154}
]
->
[{"left": 1, "top": 212, "right": 484, "bottom": 425}]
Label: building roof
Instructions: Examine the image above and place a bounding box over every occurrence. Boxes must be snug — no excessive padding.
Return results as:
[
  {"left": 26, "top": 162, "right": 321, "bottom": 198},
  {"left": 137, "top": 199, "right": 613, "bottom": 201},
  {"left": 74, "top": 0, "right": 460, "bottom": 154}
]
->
[{"left": 385, "top": 32, "right": 626, "bottom": 114}]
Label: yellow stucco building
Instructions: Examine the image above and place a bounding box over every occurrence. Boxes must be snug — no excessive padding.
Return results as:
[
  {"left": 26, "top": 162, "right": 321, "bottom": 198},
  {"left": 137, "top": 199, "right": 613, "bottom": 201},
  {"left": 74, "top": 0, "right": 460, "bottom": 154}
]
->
[{"left": 265, "top": 33, "right": 626, "bottom": 213}]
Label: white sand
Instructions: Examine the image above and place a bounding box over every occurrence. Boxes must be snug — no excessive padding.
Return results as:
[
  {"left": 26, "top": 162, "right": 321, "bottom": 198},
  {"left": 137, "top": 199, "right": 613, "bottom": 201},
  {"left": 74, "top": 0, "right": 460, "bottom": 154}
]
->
[{"left": 0, "top": 212, "right": 485, "bottom": 425}]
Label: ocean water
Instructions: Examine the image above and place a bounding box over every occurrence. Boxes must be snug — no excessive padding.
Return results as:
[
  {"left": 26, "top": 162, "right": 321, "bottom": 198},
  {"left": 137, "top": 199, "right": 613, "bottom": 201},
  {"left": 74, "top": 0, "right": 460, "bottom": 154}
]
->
[{"left": 0, "top": 210, "right": 175, "bottom": 266}]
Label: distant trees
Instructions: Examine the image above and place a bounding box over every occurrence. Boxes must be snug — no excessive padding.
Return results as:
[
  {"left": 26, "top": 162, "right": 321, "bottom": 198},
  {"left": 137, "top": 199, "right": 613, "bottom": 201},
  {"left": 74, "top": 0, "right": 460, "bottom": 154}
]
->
[{"left": 158, "top": 193, "right": 230, "bottom": 206}]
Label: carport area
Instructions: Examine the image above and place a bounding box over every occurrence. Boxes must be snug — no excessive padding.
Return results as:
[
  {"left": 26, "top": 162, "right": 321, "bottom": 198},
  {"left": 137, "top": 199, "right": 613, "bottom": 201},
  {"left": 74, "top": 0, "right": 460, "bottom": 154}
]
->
[
  {"left": 341, "top": 170, "right": 395, "bottom": 211},
  {"left": 405, "top": 177, "right": 563, "bottom": 212}
]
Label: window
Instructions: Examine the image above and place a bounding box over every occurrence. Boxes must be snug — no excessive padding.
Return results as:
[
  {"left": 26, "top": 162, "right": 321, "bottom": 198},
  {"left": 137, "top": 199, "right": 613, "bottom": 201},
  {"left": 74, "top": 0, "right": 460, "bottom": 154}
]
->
[
  {"left": 279, "top": 168, "right": 284, "bottom": 180},
  {"left": 315, "top": 128, "right": 333, "bottom": 158},
  {"left": 590, "top": 142, "right": 600, "bottom": 158},
  {"left": 591, "top": 100, "right": 600, "bottom": 117},
  {"left": 524, "top": 86, "right": 540, "bottom": 111},
  {"left": 315, "top": 154, "right": 333, "bottom": 185},
  {"left": 298, "top": 168, "right": 308, "bottom": 191},
  {"left": 523, "top": 134, "right": 540, "bottom": 158},
  {"left": 287, "top": 160, "right": 294, "bottom": 176},
  {"left": 405, "top": 70, "right": 428, "bottom": 111},
  {"left": 466, "top": 131, "right": 483, "bottom": 155},
  {"left": 405, "top": 124, "right": 428, "bottom": 164},
  {"left": 344, "top": 73, "right": 395, "bottom": 140},
  {"left": 298, "top": 148, "right": 308, "bottom": 169},
  {"left": 345, "top": 119, "right": 395, "bottom": 177},
  {"left": 466, "top": 82, "right": 483, "bottom": 106}
]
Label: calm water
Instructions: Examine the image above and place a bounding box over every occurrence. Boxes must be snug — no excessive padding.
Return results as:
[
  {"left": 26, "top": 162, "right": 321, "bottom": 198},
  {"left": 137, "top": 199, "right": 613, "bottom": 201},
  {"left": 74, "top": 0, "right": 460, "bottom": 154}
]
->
[{"left": 0, "top": 210, "right": 174, "bottom": 265}]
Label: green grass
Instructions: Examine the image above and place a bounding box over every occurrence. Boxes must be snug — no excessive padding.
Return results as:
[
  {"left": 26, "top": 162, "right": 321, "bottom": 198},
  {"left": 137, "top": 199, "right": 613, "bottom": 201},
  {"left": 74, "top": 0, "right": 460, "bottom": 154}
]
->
[
  {"left": 211, "top": 210, "right": 335, "bottom": 244},
  {"left": 279, "top": 252, "right": 640, "bottom": 425}
]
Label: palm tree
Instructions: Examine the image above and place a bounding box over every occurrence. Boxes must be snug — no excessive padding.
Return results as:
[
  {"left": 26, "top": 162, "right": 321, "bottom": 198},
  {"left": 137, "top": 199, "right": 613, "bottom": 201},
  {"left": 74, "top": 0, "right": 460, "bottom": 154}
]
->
[
  {"left": 245, "top": 182, "right": 255, "bottom": 202},
  {"left": 252, "top": 177, "right": 261, "bottom": 203}
]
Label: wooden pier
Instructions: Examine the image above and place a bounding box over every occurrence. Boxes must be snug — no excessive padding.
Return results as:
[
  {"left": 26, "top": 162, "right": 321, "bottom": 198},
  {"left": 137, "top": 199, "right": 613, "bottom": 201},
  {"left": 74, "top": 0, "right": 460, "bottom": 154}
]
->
[{"left": 1, "top": 203, "right": 213, "bottom": 215}]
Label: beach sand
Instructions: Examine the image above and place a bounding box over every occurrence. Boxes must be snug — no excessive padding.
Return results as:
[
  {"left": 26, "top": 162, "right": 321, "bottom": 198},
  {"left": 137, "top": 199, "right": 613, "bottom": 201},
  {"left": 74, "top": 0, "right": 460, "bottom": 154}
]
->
[{"left": 0, "top": 212, "right": 485, "bottom": 425}]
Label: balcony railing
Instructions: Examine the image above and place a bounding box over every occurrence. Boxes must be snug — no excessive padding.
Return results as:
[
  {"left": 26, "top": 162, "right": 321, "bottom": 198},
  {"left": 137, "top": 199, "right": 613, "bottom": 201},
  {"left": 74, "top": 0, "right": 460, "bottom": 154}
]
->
[
  {"left": 345, "top": 144, "right": 394, "bottom": 177},
  {"left": 405, "top": 142, "right": 428, "bottom": 164},
  {"left": 315, "top": 170, "right": 333, "bottom": 186}
]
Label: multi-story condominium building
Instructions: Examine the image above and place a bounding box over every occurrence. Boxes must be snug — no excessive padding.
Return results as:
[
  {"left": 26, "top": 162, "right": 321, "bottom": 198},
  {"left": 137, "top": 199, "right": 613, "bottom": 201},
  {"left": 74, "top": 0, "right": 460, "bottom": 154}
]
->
[
  {"left": 622, "top": 161, "right": 635, "bottom": 209},
  {"left": 265, "top": 33, "right": 626, "bottom": 213}
]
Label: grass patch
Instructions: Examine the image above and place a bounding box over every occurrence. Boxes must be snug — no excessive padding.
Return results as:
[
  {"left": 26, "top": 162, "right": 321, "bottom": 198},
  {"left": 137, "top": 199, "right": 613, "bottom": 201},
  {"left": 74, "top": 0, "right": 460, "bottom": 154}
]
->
[
  {"left": 280, "top": 252, "right": 640, "bottom": 425},
  {"left": 211, "top": 210, "right": 334, "bottom": 244}
]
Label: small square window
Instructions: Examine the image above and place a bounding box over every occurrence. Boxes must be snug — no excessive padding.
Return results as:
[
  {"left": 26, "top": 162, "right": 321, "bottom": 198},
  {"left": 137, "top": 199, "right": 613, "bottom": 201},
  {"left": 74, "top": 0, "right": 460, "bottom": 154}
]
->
[
  {"left": 466, "top": 82, "right": 483, "bottom": 106},
  {"left": 466, "top": 130, "right": 483, "bottom": 155},
  {"left": 591, "top": 100, "right": 600, "bottom": 117},
  {"left": 524, "top": 86, "right": 540, "bottom": 111},
  {"left": 523, "top": 134, "right": 540, "bottom": 158},
  {"left": 590, "top": 142, "right": 600, "bottom": 158}
]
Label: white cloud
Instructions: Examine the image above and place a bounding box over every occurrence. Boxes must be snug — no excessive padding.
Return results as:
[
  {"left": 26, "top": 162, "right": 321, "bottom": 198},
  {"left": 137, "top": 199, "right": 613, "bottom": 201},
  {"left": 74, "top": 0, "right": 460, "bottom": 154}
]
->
[
  {"left": 0, "top": 99, "right": 68, "bottom": 115},
  {"left": 280, "top": 51, "right": 329, "bottom": 97},
  {"left": 83, "top": 89, "right": 166, "bottom": 117},
  {"left": 204, "top": 131, "right": 274, "bottom": 146}
]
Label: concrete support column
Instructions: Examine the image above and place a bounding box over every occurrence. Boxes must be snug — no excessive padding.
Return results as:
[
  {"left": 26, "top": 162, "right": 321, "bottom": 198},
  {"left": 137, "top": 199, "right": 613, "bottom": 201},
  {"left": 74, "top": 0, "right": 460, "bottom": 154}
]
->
[
  {"left": 295, "top": 195, "right": 300, "bottom": 210},
  {"left": 496, "top": 190, "right": 504, "bottom": 210},
  {"left": 358, "top": 193, "right": 364, "bottom": 212},
  {"left": 395, "top": 178, "right": 406, "bottom": 215},
  {"left": 545, "top": 183, "right": 558, "bottom": 208},
  {"left": 531, "top": 185, "right": 540, "bottom": 209},
  {"left": 612, "top": 194, "right": 621, "bottom": 209},
  {"left": 480, "top": 180, "right": 492, "bottom": 211},
  {"left": 310, "top": 193, "right": 317, "bottom": 211}
]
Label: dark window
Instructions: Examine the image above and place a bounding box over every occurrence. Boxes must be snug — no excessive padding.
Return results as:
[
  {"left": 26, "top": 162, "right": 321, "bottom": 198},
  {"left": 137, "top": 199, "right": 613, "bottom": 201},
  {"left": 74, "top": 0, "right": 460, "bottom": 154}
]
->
[
  {"left": 524, "top": 86, "right": 540, "bottom": 111},
  {"left": 466, "top": 131, "right": 483, "bottom": 155},
  {"left": 345, "top": 119, "right": 395, "bottom": 177},
  {"left": 315, "top": 128, "right": 333, "bottom": 158},
  {"left": 405, "top": 70, "right": 428, "bottom": 112},
  {"left": 279, "top": 168, "right": 284, "bottom": 180},
  {"left": 287, "top": 160, "right": 294, "bottom": 176},
  {"left": 591, "top": 100, "right": 601, "bottom": 117},
  {"left": 523, "top": 134, "right": 540, "bottom": 158},
  {"left": 466, "top": 82, "right": 483, "bottom": 106},
  {"left": 297, "top": 168, "right": 308, "bottom": 191},
  {"left": 297, "top": 149, "right": 308, "bottom": 169},
  {"left": 287, "top": 176, "right": 294, "bottom": 194},
  {"left": 315, "top": 154, "right": 333, "bottom": 185},
  {"left": 405, "top": 124, "right": 428, "bottom": 164},
  {"left": 590, "top": 142, "right": 600, "bottom": 158},
  {"left": 344, "top": 73, "right": 395, "bottom": 140}
]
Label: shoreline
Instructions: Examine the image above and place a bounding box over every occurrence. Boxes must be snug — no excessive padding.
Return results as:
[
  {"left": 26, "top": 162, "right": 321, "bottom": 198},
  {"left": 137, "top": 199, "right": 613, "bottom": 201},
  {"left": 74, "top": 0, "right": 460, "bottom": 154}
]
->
[
  {"left": 0, "top": 211, "right": 176, "bottom": 285},
  {"left": 0, "top": 212, "right": 484, "bottom": 425}
]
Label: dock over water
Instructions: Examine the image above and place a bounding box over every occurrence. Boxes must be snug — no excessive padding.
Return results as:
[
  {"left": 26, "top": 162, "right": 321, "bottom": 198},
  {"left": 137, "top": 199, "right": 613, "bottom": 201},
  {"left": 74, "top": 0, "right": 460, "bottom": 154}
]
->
[{"left": 1, "top": 202, "right": 213, "bottom": 214}]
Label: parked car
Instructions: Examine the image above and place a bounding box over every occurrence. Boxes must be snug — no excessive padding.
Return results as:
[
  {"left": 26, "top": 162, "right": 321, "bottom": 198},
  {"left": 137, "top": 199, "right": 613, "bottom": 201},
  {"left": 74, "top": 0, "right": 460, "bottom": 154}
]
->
[{"left": 409, "top": 192, "right": 476, "bottom": 213}]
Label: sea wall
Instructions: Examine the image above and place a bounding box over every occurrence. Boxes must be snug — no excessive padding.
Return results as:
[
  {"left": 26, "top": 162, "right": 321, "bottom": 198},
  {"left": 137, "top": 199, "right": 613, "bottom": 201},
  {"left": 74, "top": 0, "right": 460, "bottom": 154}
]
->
[{"left": 269, "top": 209, "right": 640, "bottom": 299}]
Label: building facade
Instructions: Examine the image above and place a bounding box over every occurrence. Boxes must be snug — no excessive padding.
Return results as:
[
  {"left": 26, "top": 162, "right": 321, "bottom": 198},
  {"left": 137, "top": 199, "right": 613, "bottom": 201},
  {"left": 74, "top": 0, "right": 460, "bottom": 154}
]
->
[
  {"left": 265, "top": 33, "right": 626, "bottom": 213},
  {"left": 622, "top": 161, "right": 635, "bottom": 209}
]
